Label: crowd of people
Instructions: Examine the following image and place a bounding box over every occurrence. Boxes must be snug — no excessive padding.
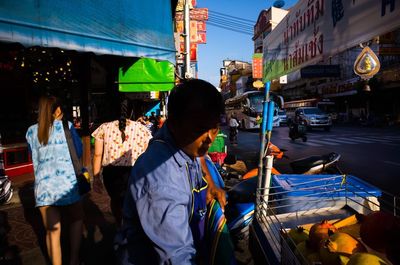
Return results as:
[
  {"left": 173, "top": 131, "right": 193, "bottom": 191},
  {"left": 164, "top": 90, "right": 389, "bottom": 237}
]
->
[{"left": 26, "top": 78, "right": 227, "bottom": 265}]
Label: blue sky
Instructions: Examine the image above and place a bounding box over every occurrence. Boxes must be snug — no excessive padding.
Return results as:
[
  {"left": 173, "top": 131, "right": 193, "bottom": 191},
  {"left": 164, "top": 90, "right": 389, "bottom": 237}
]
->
[{"left": 197, "top": 0, "right": 297, "bottom": 87}]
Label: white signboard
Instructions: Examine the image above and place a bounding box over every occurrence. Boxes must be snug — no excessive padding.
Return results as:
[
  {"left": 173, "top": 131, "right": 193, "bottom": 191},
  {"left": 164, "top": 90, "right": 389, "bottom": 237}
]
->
[{"left": 263, "top": 0, "right": 400, "bottom": 81}]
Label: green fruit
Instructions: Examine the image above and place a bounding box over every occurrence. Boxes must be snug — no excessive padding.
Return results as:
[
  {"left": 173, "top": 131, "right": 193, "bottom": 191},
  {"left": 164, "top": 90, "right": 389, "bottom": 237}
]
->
[
  {"left": 288, "top": 226, "right": 309, "bottom": 245},
  {"left": 347, "top": 252, "right": 387, "bottom": 265}
]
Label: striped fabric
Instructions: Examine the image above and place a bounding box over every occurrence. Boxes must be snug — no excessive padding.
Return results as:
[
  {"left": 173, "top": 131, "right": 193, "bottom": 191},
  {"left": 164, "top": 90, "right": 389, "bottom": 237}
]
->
[{"left": 205, "top": 199, "right": 237, "bottom": 265}]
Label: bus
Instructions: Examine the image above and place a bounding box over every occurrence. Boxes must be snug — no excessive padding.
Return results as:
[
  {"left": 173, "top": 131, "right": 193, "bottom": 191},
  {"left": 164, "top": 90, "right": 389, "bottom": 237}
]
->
[{"left": 225, "top": 91, "right": 284, "bottom": 129}]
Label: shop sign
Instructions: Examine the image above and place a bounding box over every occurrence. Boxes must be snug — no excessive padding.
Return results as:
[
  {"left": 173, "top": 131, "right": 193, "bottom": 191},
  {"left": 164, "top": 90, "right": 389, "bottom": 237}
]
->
[
  {"left": 176, "top": 0, "right": 197, "bottom": 12},
  {"left": 175, "top": 8, "right": 208, "bottom": 21},
  {"left": 263, "top": 0, "right": 400, "bottom": 81},
  {"left": 252, "top": 53, "right": 263, "bottom": 79},
  {"left": 300, "top": 65, "right": 340, "bottom": 78},
  {"left": 197, "top": 21, "right": 206, "bottom": 31},
  {"left": 196, "top": 32, "right": 207, "bottom": 44},
  {"left": 176, "top": 21, "right": 199, "bottom": 43},
  {"left": 179, "top": 43, "right": 197, "bottom": 61}
]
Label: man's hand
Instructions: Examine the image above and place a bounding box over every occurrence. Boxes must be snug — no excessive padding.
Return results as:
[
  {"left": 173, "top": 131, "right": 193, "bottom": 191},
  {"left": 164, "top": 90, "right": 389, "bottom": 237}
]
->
[{"left": 206, "top": 184, "right": 227, "bottom": 212}]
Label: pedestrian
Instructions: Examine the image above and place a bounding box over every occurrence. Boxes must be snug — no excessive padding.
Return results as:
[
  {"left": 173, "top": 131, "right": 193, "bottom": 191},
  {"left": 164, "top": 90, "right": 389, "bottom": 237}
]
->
[
  {"left": 115, "top": 79, "right": 225, "bottom": 265},
  {"left": 91, "top": 98, "right": 152, "bottom": 225},
  {"left": 26, "top": 95, "right": 83, "bottom": 265},
  {"left": 157, "top": 114, "right": 166, "bottom": 129},
  {"left": 229, "top": 113, "right": 239, "bottom": 144},
  {"left": 148, "top": 111, "right": 159, "bottom": 135}
]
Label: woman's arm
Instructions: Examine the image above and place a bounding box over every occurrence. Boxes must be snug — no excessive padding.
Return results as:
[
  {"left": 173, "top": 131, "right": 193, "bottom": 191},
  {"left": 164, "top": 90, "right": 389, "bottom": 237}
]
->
[{"left": 92, "top": 139, "right": 104, "bottom": 193}]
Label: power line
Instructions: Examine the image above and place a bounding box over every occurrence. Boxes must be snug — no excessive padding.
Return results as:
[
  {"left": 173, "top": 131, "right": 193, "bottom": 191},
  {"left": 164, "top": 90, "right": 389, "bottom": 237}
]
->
[
  {"left": 208, "top": 17, "right": 254, "bottom": 32},
  {"left": 206, "top": 21, "right": 253, "bottom": 36},
  {"left": 208, "top": 12, "right": 255, "bottom": 27},
  {"left": 208, "top": 9, "right": 256, "bottom": 24}
]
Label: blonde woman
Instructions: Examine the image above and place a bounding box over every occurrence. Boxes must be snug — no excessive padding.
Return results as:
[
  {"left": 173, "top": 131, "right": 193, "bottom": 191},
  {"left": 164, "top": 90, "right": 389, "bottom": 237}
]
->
[{"left": 26, "top": 96, "right": 83, "bottom": 265}]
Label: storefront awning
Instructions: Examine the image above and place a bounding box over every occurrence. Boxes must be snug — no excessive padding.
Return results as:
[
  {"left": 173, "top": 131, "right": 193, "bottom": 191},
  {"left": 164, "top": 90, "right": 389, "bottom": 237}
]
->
[
  {"left": 118, "top": 58, "right": 175, "bottom": 92},
  {"left": 0, "top": 0, "right": 176, "bottom": 63}
]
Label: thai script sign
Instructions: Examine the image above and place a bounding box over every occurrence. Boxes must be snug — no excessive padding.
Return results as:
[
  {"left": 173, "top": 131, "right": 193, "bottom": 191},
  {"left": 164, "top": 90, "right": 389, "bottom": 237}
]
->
[{"left": 263, "top": 0, "right": 400, "bottom": 81}]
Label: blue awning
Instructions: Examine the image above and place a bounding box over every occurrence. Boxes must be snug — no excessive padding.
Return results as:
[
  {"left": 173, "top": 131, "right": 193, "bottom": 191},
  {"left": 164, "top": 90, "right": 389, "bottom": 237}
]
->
[{"left": 0, "top": 0, "right": 176, "bottom": 63}]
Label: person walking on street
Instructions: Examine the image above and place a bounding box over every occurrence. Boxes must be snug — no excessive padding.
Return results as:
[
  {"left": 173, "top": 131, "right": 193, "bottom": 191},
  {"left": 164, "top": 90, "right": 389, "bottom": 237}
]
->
[
  {"left": 26, "top": 95, "right": 83, "bottom": 265},
  {"left": 116, "top": 79, "right": 225, "bottom": 265},
  {"left": 229, "top": 114, "right": 239, "bottom": 145},
  {"left": 92, "top": 99, "right": 152, "bottom": 226}
]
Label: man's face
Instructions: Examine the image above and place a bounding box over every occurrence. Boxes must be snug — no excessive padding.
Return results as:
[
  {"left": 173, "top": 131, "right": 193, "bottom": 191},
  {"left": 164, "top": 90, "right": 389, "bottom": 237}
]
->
[{"left": 178, "top": 115, "right": 220, "bottom": 158}]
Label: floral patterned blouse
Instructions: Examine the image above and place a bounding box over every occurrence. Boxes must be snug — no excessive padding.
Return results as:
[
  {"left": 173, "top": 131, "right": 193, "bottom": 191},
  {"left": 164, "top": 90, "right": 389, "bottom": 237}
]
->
[{"left": 91, "top": 120, "right": 152, "bottom": 167}]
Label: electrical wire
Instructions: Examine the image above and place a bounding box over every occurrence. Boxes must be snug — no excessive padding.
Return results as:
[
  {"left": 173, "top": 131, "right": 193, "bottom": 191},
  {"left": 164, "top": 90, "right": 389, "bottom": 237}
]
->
[
  {"left": 208, "top": 17, "right": 254, "bottom": 31},
  {"left": 209, "top": 10, "right": 256, "bottom": 24},
  {"left": 208, "top": 13, "right": 255, "bottom": 27},
  {"left": 204, "top": 9, "right": 256, "bottom": 35},
  {"left": 207, "top": 21, "right": 253, "bottom": 34},
  {"left": 206, "top": 21, "right": 253, "bottom": 35}
]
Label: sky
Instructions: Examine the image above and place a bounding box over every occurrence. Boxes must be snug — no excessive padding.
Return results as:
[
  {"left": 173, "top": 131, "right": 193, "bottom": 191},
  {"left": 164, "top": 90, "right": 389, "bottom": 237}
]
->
[{"left": 197, "top": 0, "right": 298, "bottom": 87}]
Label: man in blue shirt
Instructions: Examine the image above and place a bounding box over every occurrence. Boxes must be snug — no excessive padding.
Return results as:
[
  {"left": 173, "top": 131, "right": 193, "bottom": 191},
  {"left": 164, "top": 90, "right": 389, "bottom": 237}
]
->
[{"left": 117, "top": 79, "right": 225, "bottom": 265}]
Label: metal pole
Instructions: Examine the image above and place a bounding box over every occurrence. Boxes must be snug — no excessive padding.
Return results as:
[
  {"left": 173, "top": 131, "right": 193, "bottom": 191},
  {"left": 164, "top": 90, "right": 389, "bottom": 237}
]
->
[
  {"left": 256, "top": 81, "right": 271, "bottom": 214},
  {"left": 263, "top": 155, "right": 274, "bottom": 203},
  {"left": 184, "top": 0, "right": 191, "bottom": 79}
]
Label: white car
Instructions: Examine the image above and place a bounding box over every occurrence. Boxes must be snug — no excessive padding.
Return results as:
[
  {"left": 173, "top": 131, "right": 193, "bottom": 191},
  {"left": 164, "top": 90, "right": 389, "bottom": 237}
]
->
[{"left": 277, "top": 110, "right": 287, "bottom": 125}]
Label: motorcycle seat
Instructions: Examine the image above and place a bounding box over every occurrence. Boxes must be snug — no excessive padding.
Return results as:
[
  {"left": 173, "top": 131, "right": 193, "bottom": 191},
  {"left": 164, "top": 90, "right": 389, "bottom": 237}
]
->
[
  {"left": 227, "top": 177, "right": 257, "bottom": 204},
  {"left": 290, "top": 155, "right": 326, "bottom": 174}
]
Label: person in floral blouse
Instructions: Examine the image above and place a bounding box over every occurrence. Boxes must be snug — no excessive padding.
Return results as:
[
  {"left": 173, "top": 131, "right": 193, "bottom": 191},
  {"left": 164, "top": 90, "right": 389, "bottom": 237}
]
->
[{"left": 92, "top": 99, "right": 152, "bottom": 225}]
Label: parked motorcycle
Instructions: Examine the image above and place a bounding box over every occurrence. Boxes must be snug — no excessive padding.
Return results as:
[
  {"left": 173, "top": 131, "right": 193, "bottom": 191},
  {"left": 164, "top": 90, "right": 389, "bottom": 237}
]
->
[
  {"left": 206, "top": 145, "right": 342, "bottom": 238},
  {"left": 288, "top": 119, "right": 307, "bottom": 142}
]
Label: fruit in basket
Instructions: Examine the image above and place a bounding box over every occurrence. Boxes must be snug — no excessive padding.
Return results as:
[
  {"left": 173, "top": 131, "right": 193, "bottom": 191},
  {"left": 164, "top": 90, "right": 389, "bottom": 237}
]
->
[
  {"left": 346, "top": 252, "right": 387, "bottom": 265},
  {"left": 309, "top": 220, "right": 338, "bottom": 249},
  {"left": 319, "top": 248, "right": 349, "bottom": 265},
  {"left": 359, "top": 210, "right": 400, "bottom": 252},
  {"left": 288, "top": 226, "right": 309, "bottom": 245},
  {"left": 319, "top": 232, "right": 366, "bottom": 265},
  {"left": 325, "top": 232, "right": 366, "bottom": 254},
  {"left": 332, "top": 214, "right": 363, "bottom": 229},
  {"left": 295, "top": 241, "right": 321, "bottom": 264}
]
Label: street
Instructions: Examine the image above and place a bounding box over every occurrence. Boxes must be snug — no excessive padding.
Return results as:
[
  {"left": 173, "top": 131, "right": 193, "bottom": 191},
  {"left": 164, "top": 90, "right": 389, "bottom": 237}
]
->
[{"left": 224, "top": 124, "right": 400, "bottom": 196}]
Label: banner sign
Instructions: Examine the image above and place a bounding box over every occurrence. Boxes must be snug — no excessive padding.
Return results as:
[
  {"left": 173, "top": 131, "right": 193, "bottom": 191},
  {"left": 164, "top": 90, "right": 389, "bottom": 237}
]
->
[
  {"left": 252, "top": 53, "right": 263, "bottom": 79},
  {"left": 176, "top": 0, "right": 197, "bottom": 12},
  {"left": 180, "top": 43, "right": 197, "bottom": 61},
  {"left": 196, "top": 32, "right": 207, "bottom": 44},
  {"left": 190, "top": 21, "right": 198, "bottom": 43},
  {"left": 197, "top": 21, "right": 206, "bottom": 31},
  {"left": 263, "top": 0, "right": 400, "bottom": 81},
  {"left": 176, "top": 20, "right": 201, "bottom": 43},
  {"left": 175, "top": 8, "right": 208, "bottom": 21}
]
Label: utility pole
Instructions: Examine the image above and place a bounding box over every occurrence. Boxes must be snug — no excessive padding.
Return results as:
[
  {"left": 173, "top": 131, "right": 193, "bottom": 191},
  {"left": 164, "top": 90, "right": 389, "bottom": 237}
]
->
[{"left": 184, "top": 0, "right": 191, "bottom": 79}]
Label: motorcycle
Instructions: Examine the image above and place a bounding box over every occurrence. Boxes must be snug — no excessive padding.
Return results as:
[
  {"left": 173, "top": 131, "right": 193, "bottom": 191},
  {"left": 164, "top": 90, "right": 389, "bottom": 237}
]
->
[
  {"left": 206, "top": 144, "right": 342, "bottom": 238},
  {"left": 288, "top": 119, "right": 307, "bottom": 142}
]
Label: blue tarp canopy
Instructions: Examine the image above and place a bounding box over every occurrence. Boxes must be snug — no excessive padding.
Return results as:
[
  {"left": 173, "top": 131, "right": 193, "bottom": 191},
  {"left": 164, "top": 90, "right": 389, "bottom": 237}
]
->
[{"left": 0, "top": 0, "right": 176, "bottom": 63}]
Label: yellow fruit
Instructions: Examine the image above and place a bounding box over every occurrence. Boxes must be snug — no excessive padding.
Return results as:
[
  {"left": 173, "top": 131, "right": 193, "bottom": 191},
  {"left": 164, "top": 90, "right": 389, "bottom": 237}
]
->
[
  {"left": 324, "top": 232, "right": 365, "bottom": 255},
  {"left": 333, "top": 214, "right": 363, "bottom": 229},
  {"left": 295, "top": 241, "right": 320, "bottom": 265},
  {"left": 288, "top": 226, "right": 309, "bottom": 245},
  {"left": 309, "top": 220, "right": 338, "bottom": 250},
  {"left": 347, "top": 252, "right": 387, "bottom": 265},
  {"left": 320, "top": 232, "right": 366, "bottom": 265},
  {"left": 319, "top": 247, "right": 349, "bottom": 265}
]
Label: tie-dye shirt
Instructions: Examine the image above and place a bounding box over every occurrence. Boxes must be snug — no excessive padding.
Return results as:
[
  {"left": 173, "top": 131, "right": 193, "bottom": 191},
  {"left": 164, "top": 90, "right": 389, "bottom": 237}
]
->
[
  {"left": 26, "top": 120, "right": 81, "bottom": 207},
  {"left": 91, "top": 120, "right": 152, "bottom": 167}
]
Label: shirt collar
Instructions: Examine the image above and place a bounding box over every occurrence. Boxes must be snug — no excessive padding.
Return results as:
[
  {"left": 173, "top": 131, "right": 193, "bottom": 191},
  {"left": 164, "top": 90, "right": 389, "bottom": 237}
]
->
[{"left": 151, "top": 122, "right": 195, "bottom": 167}]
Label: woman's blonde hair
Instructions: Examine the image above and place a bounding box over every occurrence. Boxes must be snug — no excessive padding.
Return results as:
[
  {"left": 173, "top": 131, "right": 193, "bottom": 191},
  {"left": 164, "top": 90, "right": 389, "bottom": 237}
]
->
[{"left": 37, "top": 96, "right": 61, "bottom": 145}]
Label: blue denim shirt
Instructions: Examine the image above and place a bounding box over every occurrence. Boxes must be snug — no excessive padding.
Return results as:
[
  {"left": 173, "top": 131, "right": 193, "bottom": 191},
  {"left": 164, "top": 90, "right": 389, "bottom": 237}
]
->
[{"left": 118, "top": 123, "right": 203, "bottom": 265}]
